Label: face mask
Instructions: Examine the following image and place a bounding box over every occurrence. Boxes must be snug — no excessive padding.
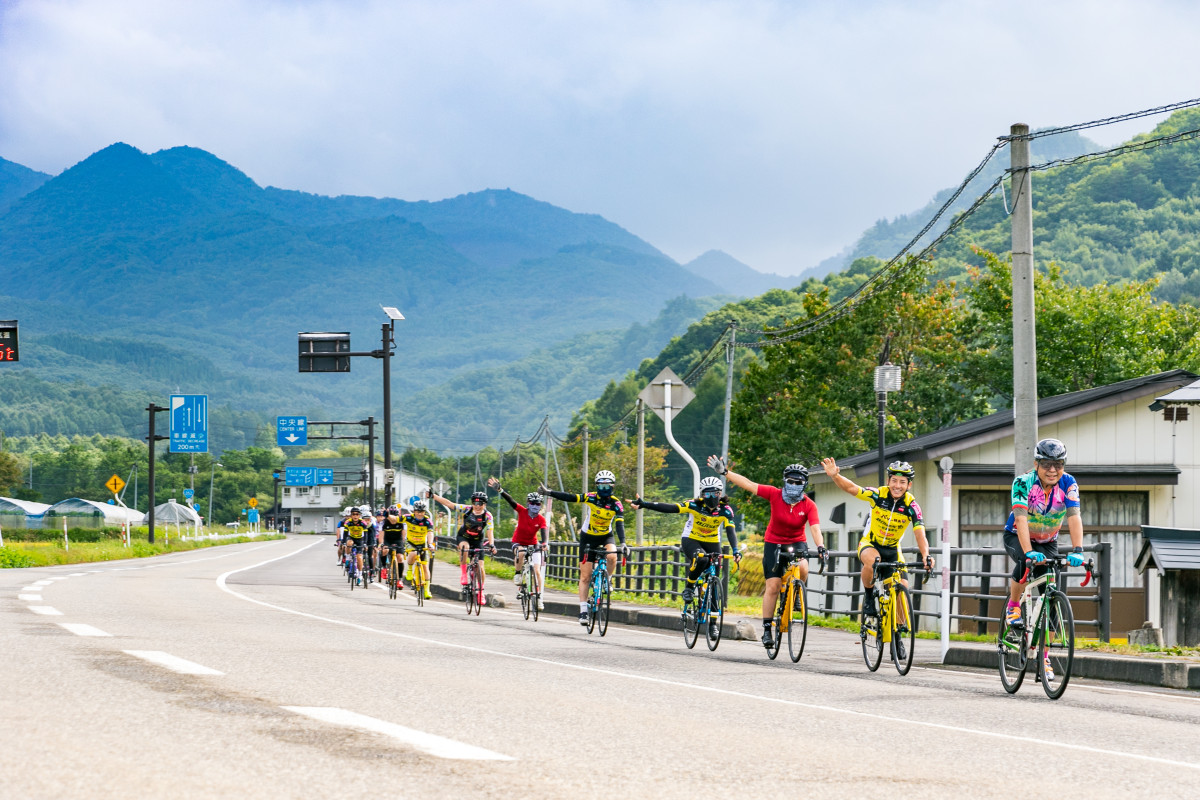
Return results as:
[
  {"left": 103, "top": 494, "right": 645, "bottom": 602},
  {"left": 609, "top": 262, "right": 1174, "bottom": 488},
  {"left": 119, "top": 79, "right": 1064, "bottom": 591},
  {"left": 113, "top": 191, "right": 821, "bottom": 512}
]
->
[
  {"left": 782, "top": 483, "right": 805, "bottom": 504},
  {"left": 701, "top": 492, "right": 719, "bottom": 509},
  {"left": 527, "top": 505, "right": 542, "bottom": 517},
  {"left": 596, "top": 484, "right": 613, "bottom": 497}
]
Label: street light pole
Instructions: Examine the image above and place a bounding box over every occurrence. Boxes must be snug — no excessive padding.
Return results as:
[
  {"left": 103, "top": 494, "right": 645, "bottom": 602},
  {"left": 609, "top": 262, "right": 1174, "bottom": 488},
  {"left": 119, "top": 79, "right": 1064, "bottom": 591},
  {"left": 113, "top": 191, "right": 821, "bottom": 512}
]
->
[
  {"left": 208, "top": 461, "right": 223, "bottom": 527},
  {"left": 145, "top": 404, "right": 168, "bottom": 543}
]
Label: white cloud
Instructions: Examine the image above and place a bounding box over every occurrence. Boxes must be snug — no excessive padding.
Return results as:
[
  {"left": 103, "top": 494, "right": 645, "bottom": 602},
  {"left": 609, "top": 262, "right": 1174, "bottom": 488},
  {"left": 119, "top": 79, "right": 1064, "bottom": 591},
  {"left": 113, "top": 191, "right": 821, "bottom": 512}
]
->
[{"left": 3, "top": 0, "right": 1200, "bottom": 273}]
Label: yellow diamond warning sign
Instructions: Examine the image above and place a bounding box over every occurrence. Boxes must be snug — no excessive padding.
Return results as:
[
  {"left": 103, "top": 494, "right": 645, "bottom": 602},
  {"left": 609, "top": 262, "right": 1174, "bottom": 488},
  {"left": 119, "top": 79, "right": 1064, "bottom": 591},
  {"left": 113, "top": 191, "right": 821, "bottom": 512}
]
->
[{"left": 105, "top": 474, "right": 126, "bottom": 494}]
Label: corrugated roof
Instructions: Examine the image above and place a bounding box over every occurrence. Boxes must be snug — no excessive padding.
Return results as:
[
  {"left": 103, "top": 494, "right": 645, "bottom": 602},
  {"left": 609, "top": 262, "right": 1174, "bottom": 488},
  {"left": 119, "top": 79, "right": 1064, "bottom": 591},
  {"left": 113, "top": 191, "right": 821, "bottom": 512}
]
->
[
  {"left": 1136, "top": 527, "right": 1200, "bottom": 573},
  {"left": 1155, "top": 378, "right": 1200, "bottom": 405},
  {"left": 834, "top": 369, "right": 1198, "bottom": 471},
  {"left": 0, "top": 497, "right": 51, "bottom": 515}
]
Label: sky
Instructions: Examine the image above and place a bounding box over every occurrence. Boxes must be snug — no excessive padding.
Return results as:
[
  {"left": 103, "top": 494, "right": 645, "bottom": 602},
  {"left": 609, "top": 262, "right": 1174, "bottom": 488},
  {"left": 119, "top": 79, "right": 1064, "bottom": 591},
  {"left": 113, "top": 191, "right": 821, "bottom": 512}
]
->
[{"left": 2, "top": 0, "right": 1200, "bottom": 276}]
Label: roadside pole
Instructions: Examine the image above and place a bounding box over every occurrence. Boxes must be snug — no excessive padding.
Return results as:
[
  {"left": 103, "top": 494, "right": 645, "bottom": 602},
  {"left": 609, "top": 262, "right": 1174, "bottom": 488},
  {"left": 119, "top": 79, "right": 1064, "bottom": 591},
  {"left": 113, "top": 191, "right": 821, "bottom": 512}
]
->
[
  {"left": 63, "top": 518, "right": 69, "bottom": 551},
  {"left": 719, "top": 322, "right": 735, "bottom": 479},
  {"left": 1010, "top": 123, "right": 1038, "bottom": 471},
  {"left": 636, "top": 399, "right": 645, "bottom": 545},
  {"left": 582, "top": 423, "right": 589, "bottom": 492},
  {"left": 940, "top": 456, "right": 954, "bottom": 661},
  {"left": 145, "top": 404, "right": 168, "bottom": 544}
]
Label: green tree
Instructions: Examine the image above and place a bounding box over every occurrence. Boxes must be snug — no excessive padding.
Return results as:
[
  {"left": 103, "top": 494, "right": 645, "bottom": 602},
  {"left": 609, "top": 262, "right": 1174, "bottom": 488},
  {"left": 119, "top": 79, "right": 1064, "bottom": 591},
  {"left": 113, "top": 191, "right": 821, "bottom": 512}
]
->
[{"left": 0, "top": 451, "right": 21, "bottom": 494}]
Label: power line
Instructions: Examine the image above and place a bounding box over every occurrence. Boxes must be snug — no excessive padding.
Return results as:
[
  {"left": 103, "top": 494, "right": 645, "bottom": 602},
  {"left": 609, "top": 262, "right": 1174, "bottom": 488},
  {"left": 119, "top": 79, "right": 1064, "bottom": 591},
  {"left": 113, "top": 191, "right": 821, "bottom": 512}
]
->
[{"left": 1018, "top": 97, "right": 1200, "bottom": 140}]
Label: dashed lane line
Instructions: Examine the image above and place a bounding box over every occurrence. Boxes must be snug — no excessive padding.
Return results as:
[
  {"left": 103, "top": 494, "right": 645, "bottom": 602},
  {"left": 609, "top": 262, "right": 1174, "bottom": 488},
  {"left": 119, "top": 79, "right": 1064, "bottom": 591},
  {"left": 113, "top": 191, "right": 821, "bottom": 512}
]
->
[
  {"left": 58, "top": 623, "right": 112, "bottom": 637},
  {"left": 28, "top": 606, "right": 63, "bottom": 616},
  {"left": 122, "top": 650, "right": 223, "bottom": 676},
  {"left": 282, "top": 707, "right": 513, "bottom": 761}
]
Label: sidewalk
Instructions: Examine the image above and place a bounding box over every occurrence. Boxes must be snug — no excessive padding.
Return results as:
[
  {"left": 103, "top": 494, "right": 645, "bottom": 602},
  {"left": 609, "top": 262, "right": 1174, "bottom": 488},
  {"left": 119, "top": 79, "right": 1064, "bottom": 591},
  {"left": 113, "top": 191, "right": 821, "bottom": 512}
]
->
[{"left": 423, "top": 557, "right": 1200, "bottom": 691}]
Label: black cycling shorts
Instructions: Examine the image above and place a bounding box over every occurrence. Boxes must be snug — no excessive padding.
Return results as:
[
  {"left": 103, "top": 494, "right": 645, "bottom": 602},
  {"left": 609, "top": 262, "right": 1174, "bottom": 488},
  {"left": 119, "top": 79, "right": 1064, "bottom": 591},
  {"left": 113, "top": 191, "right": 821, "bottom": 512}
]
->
[
  {"left": 1004, "top": 530, "right": 1058, "bottom": 581},
  {"left": 682, "top": 537, "right": 721, "bottom": 565},
  {"left": 580, "top": 533, "right": 615, "bottom": 563},
  {"left": 456, "top": 532, "right": 484, "bottom": 551},
  {"left": 763, "top": 541, "right": 808, "bottom": 581}
]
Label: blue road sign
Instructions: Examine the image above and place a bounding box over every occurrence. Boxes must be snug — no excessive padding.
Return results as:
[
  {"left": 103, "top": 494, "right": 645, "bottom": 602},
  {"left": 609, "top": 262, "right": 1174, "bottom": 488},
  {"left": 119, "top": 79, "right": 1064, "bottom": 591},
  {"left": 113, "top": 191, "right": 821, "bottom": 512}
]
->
[
  {"left": 285, "top": 466, "right": 334, "bottom": 486},
  {"left": 409, "top": 495, "right": 420, "bottom": 505},
  {"left": 169, "top": 394, "right": 208, "bottom": 453},
  {"left": 247, "top": 509, "right": 260, "bottom": 524},
  {"left": 193, "top": 503, "right": 201, "bottom": 513},
  {"left": 277, "top": 416, "right": 308, "bottom": 447},
  {"left": 183, "top": 488, "right": 195, "bottom": 500}
]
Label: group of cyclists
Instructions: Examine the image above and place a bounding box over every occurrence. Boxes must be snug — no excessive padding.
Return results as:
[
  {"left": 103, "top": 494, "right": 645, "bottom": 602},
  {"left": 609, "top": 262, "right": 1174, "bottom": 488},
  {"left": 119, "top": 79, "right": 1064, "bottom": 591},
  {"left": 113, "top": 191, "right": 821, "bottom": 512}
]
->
[
  {"left": 335, "top": 502, "right": 435, "bottom": 599},
  {"left": 333, "top": 436, "right": 1085, "bottom": 675}
]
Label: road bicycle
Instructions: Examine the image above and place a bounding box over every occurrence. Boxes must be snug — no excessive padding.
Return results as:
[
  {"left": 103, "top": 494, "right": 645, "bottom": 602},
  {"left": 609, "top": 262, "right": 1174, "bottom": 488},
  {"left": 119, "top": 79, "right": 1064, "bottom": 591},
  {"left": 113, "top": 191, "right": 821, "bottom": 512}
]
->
[
  {"left": 463, "top": 547, "right": 490, "bottom": 615},
  {"left": 516, "top": 545, "right": 544, "bottom": 621},
  {"left": 861, "top": 558, "right": 927, "bottom": 675},
  {"left": 998, "top": 554, "right": 1094, "bottom": 700},
  {"left": 361, "top": 544, "right": 378, "bottom": 588},
  {"left": 682, "top": 553, "right": 738, "bottom": 651},
  {"left": 407, "top": 544, "right": 431, "bottom": 607},
  {"left": 584, "top": 546, "right": 624, "bottom": 636},
  {"left": 765, "top": 546, "right": 825, "bottom": 662},
  {"left": 384, "top": 546, "right": 403, "bottom": 600}
]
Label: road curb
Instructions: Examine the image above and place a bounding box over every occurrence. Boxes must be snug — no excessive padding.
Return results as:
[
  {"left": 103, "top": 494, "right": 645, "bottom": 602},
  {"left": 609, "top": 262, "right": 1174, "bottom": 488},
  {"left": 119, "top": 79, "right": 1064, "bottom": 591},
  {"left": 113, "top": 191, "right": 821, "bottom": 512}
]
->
[{"left": 943, "top": 645, "right": 1200, "bottom": 690}]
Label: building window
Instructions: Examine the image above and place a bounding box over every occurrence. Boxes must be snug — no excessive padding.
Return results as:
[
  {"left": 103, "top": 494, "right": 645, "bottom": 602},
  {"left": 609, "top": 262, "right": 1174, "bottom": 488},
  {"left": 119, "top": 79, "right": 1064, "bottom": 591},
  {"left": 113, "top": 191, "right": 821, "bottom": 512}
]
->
[
  {"left": 297, "top": 487, "right": 310, "bottom": 496},
  {"left": 313, "top": 486, "right": 321, "bottom": 497},
  {"left": 283, "top": 487, "right": 291, "bottom": 497}
]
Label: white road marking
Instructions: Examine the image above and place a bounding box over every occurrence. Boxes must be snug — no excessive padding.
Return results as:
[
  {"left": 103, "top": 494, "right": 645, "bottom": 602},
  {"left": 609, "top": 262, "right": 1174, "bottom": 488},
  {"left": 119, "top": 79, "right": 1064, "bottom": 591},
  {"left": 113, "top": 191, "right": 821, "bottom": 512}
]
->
[
  {"left": 28, "top": 606, "right": 63, "bottom": 615},
  {"left": 18, "top": 594, "right": 42, "bottom": 602},
  {"left": 20, "top": 586, "right": 42, "bottom": 591},
  {"left": 216, "top": 542, "right": 1200, "bottom": 773},
  {"left": 282, "top": 707, "right": 513, "bottom": 761},
  {"left": 122, "top": 650, "right": 224, "bottom": 675},
  {"left": 68, "top": 572, "right": 88, "bottom": 577},
  {"left": 30, "top": 581, "right": 52, "bottom": 586},
  {"left": 58, "top": 623, "right": 112, "bottom": 637}
]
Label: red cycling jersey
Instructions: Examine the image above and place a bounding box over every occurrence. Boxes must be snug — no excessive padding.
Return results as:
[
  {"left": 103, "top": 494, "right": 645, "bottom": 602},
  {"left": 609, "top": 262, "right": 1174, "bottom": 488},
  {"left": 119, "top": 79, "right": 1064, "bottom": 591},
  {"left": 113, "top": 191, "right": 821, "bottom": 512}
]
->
[
  {"left": 756, "top": 484, "right": 820, "bottom": 545},
  {"left": 510, "top": 502, "right": 548, "bottom": 546}
]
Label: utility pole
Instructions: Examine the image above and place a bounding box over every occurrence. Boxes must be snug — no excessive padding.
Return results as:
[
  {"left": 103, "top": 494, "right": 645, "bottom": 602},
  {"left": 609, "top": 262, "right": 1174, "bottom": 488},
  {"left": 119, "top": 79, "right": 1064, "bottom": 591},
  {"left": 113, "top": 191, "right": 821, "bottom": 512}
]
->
[
  {"left": 364, "top": 416, "right": 375, "bottom": 511},
  {"left": 1010, "top": 122, "right": 1038, "bottom": 472},
  {"left": 636, "top": 398, "right": 645, "bottom": 545},
  {"left": 381, "top": 322, "right": 394, "bottom": 507},
  {"left": 720, "top": 321, "right": 736, "bottom": 481},
  {"left": 582, "top": 423, "right": 589, "bottom": 492}
]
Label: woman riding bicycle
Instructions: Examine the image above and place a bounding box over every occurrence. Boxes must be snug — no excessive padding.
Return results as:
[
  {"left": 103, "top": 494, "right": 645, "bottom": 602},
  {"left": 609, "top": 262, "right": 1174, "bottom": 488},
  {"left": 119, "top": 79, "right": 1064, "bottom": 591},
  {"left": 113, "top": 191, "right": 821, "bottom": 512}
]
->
[
  {"left": 708, "top": 455, "right": 824, "bottom": 648},
  {"left": 429, "top": 489, "right": 495, "bottom": 592},
  {"left": 402, "top": 500, "right": 435, "bottom": 600},
  {"left": 379, "top": 505, "right": 407, "bottom": 589},
  {"left": 631, "top": 476, "right": 741, "bottom": 606}
]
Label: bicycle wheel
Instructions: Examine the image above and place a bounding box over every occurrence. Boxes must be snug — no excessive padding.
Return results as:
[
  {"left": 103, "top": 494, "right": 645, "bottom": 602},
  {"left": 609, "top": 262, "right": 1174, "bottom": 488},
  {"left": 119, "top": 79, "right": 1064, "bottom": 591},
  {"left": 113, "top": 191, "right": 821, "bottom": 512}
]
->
[
  {"left": 1039, "top": 590, "right": 1075, "bottom": 700},
  {"left": 787, "top": 579, "right": 808, "bottom": 663},
  {"left": 890, "top": 584, "right": 916, "bottom": 675},
  {"left": 464, "top": 567, "right": 476, "bottom": 614},
  {"left": 682, "top": 579, "right": 700, "bottom": 649},
  {"left": 412, "top": 560, "right": 424, "bottom": 607},
  {"left": 521, "top": 568, "right": 532, "bottom": 620},
  {"left": 705, "top": 580, "right": 724, "bottom": 651},
  {"left": 860, "top": 603, "right": 883, "bottom": 672},
  {"left": 765, "top": 592, "right": 784, "bottom": 660},
  {"left": 348, "top": 558, "right": 356, "bottom": 590},
  {"left": 998, "top": 612, "right": 1029, "bottom": 694},
  {"left": 473, "top": 564, "right": 483, "bottom": 616},
  {"left": 597, "top": 575, "right": 611, "bottom": 636},
  {"left": 586, "top": 579, "right": 598, "bottom": 635}
]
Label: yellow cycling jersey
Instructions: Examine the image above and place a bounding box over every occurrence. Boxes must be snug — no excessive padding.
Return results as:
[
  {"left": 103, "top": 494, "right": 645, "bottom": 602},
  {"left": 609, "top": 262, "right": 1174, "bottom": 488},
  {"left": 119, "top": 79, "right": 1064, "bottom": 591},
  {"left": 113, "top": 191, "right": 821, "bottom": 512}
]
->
[
  {"left": 855, "top": 486, "right": 925, "bottom": 547},
  {"left": 341, "top": 519, "right": 370, "bottom": 540},
  {"left": 673, "top": 501, "right": 734, "bottom": 543},
  {"left": 404, "top": 514, "right": 433, "bottom": 544},
  {"left": 570, "top": 493, "right": 623, "bottom": 537}
]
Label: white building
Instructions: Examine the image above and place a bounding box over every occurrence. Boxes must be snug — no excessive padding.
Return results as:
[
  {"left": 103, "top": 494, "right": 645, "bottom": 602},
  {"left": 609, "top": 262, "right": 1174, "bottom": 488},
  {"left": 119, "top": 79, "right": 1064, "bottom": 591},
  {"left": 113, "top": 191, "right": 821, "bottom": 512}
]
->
[
  {"left": 806, "top": 369, "right": 1198, "bottom": 637},
  {"left": 278, "top": 457, "right": 431, "bottom": 533}
]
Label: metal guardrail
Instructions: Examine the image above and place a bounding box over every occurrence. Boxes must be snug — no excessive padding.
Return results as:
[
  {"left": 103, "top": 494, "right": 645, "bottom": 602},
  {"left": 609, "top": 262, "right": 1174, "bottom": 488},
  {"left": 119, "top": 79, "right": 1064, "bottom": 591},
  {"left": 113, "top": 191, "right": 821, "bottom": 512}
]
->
[{"left": 433, "top": 536, "right": 1112, "bottom": 641}]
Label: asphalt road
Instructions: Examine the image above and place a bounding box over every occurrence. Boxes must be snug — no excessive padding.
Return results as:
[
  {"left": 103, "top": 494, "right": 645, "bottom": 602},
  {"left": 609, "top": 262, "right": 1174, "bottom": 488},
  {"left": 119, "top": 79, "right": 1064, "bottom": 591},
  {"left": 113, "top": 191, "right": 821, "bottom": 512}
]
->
[{"left": 3, "top": 535, "right": 1199, "bottom": 799}]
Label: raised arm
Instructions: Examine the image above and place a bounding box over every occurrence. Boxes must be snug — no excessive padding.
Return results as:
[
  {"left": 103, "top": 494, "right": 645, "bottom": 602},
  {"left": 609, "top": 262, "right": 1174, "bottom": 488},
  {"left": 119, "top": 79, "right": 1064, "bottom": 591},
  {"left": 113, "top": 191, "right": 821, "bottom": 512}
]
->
[
  {"left": 428, "top": 491, "right": 458, "bottom": 512},
  {"left": 821, "top": 457, "right": 863, "bottom": 497},
  {"left": 630, "top": 495, "right": 682, "bottom": 514},
  {"left": 488, "top": 477, "right": 520, "bottom": 511},
  {"left": 707, "top": 455, "right": 759, "bottom": 494}
]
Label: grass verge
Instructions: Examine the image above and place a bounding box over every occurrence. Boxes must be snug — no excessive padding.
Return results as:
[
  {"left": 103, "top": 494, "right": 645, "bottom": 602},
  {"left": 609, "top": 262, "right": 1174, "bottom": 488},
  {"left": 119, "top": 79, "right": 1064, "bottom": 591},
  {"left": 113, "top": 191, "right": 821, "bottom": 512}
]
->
[{"left": 0, "top": 534, "right": 285, "bottom": 567}]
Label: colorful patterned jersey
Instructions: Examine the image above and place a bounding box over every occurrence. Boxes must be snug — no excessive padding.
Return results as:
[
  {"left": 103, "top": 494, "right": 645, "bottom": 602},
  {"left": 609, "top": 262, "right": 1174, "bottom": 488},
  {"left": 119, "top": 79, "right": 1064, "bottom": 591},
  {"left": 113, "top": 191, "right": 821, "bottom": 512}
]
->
[
  {"left": 855, "top": 487, "right": 924, "bottom": 547},
  {"left": 670, "top": 501, "right": 735, "bottom": 543},
  {"left": 1005, "top": 471, "right": 1080, "bottom": 543}
]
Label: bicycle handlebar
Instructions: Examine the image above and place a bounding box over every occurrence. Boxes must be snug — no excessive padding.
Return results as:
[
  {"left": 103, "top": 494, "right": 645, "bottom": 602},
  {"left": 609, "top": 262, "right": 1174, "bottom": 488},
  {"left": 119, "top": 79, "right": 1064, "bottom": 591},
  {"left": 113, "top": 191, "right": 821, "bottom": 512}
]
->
[{"left": 1018, "top": 555, "right": 1095, "bottom": 586}]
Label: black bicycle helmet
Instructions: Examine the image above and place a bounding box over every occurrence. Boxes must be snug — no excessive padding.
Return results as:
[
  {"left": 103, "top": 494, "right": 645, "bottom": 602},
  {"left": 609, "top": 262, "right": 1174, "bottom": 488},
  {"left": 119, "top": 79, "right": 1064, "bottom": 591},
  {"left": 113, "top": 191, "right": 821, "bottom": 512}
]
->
[
  {"left": 886, "top": 461, "right": 915, "bottom": 480},
  {"left": 349, "top": 507, "right": 361, "bottom": 514},
  {"left": 782, "top": 463, "right": 809, "bottom": 486},
  {"left": 470, "top": 490, "right": 487, "bottom": 503},
  {"left": 1034, "top": 438, "right": 1067, "bottom": 462},
  {"left": 411, "top": 500, "right": 427, "bottom": 512}
]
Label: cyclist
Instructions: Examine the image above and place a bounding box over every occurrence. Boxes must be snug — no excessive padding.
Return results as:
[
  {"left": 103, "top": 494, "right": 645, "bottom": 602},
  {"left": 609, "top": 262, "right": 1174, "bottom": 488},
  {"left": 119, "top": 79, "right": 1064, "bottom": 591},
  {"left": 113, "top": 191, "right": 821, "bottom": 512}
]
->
[
  {"left": 338, "top": 507, "right": 375, "bottom": 584},
  {"left": 631, "top": 476, "right": 741, "bottom": 606},
  {"left": 429, "top": 488, "right": 495, "bottom": 600},
  {"left": 487, "top": 477, "right": 548, "bottom": 610},
  {"left": 821, "top": 457, "right": 932, "bottom": 623},
  {"left": 403, "top": 500, "right": 435, "bottom": 600},
  {"left": 1003, "top": 438, "right": 1085, "bottom": 680},
  {"left": 709, "top": 456, "right": 824, "bottom": 648},
  {"left": 541, "top": 470, "right": 629, "bottom": 626},
  {"left": 378, "top": 506, "right": 406, "bottom": 589}
]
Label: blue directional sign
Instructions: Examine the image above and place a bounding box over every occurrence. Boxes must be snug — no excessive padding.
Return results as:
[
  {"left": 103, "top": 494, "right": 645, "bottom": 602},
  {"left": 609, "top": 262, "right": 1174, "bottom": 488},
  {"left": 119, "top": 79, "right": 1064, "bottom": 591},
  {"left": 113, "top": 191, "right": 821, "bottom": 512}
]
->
[
  {"left": 169, "top": 394, "right": 208, "bottom": 453},
  {"left": 277, "top": 416, "right": 308, "bottom": 447},
  {"left": 247, "top": 509, "right": 260, "bottom": 524},
  {"left": 183, "top": 488, "right": 195, "bottom": 500},
  {"left": 409, "top": 495, "right": 421, "bottom": 506},
  {"left": 285, "top": 466, "right": 334, "bottom": 486}
]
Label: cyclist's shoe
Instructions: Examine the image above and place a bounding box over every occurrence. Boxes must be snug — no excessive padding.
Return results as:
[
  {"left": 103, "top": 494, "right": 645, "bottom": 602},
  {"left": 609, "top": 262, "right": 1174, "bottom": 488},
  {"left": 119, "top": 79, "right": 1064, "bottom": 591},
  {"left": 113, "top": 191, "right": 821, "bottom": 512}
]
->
[
  {"left": 682, "top": 586, "right": 695, "bottom": 604},
  {"left": 423, "top": 587, "right": 433, "bottom": 600},
  {"left": 380, "top": 569, "right": 388, "bottom": 582},
  {"left": 579, "top": 613, "right": 589, "bottom": 627},
  {"left": 1043, "top": 654, "right": 1055, "bottom": 681},
  {"left": 894, "top": 640, "right": 906, "bottom": 661},
  {"left": 1005, "top": 604, "right": 1023, "bottom": 628},
  {"left": 537, "top": 596, "right": 545, "bottom": 611},
  {"left": 514, "top": 573, "right": 522, "bottom": 585},
  {"left": 397, "top": 579, "right": 405, "bottom": 590},
  {"left": 897, "top": 623, "right": 909, "bottom": 635},
  {"left": 477, "top": 591, "right": 485, "bottom": 607},
  {"left": 760, "top": 626, "right": 774, "bottom": 648},
  {"left": 862, "top": 595, "right": 877, "bottom": 618}
]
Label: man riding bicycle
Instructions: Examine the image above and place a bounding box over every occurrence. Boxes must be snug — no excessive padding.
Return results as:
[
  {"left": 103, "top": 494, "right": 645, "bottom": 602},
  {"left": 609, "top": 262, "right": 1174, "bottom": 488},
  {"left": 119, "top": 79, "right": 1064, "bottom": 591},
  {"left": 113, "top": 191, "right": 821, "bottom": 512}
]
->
[
  {"left": 338, "top": 507, "right": 376, "bottom": 584},
  {"left": 821, "top": 457, "right": 932, "bottom": 620},
  {"left": 1004, "top": 438, "right": 1085, "bottom": 681},
  {"left": 541, "top": 470, "right": 629, "bottom": 626},
  {"left": 379, "top": 506, "right": 407, "bottom": 590},
  {"left": 631, "top": 476, "right": 741, "bottom": 606},
  {"left": 402, "top": 500, "right": 435, "bottom": 600},
  {"left": 487, "top": 477, "right": 548, "bottom": 610}
]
